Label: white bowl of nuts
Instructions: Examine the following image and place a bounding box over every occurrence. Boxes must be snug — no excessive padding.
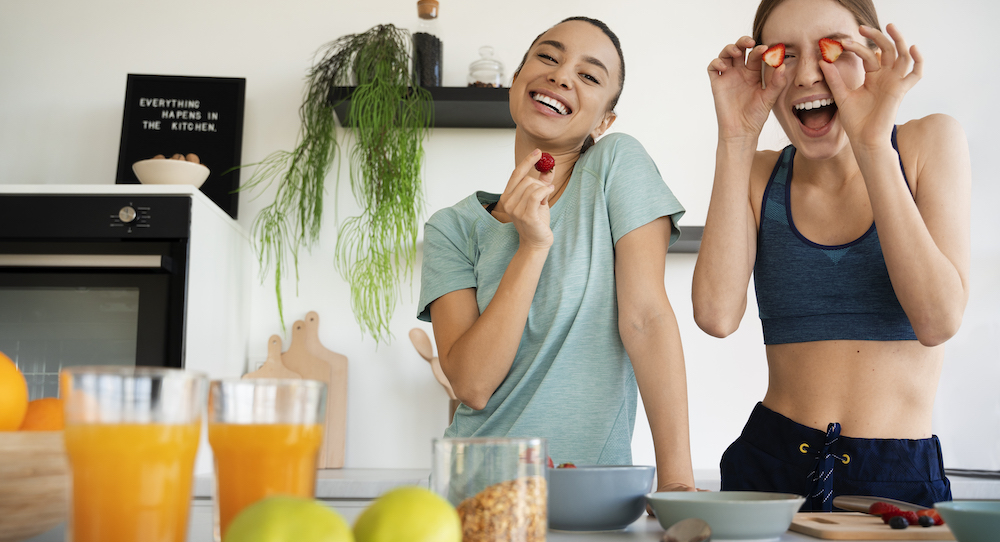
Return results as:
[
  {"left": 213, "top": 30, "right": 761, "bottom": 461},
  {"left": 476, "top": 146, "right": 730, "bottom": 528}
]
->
[{"left": 132, "top": 154, "right": 210, "bottom": 188}]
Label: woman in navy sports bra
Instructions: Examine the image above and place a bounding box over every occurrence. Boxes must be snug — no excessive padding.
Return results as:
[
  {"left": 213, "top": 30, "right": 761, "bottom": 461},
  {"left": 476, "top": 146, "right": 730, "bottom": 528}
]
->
[{"left": 693, "top": 0, "right": 971, "bottom": 510}]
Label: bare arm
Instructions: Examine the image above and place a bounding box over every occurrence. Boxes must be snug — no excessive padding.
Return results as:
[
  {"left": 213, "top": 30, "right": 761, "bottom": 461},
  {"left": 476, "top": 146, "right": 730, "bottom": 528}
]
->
[
  {"left": 855, "top": 116, "right": 971, "bottom": 345},
  {"left": 692, "top": 36, "right": 787, "bottom": 337},
  {"left": 823, "top": 25, "right": 971, "bottom": 345},
  {"left": 429, "top": 245, "right": 548, "bottom": 410},
  {"left": 616, "top": 217, "right": 695, "bottom": 491},
  {"left": 691, "top": 141, "right": 760, "bottom": 337},
  {"left": 429, "top": 150, "right": 555, "bottom": 410}
]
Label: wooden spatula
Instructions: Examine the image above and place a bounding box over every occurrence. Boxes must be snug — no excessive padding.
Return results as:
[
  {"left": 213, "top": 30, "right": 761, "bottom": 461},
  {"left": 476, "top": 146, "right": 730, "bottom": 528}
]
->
[
  {"left": 243, "top": 335, "right": 301, "bottom": 379},
  {"left": 409, "top": 327, "right": 460, "bottom": 423}
]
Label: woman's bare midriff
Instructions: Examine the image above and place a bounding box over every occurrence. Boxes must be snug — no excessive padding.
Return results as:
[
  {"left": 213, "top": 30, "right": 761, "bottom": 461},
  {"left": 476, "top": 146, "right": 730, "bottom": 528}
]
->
[{"left": 762, "top": 340, "right": 943, "bottom": 439}]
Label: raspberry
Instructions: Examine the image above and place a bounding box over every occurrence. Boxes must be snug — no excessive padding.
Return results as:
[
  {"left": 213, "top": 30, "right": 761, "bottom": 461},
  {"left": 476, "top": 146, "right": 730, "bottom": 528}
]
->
[
  {"left": 534, "top": 152, "right": 555, "bottom": 173},
  {"left": 869, "top": 502, "right": 900, "bottom": 516}
]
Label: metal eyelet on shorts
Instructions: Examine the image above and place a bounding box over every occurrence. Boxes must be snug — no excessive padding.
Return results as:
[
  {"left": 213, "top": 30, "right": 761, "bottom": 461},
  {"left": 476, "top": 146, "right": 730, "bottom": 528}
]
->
[
  {"left": 799, "top": 442, "right": 810, "bottom": 454},
  {"left": 839, "top": 453, "right": 850, "bottom": 465}
]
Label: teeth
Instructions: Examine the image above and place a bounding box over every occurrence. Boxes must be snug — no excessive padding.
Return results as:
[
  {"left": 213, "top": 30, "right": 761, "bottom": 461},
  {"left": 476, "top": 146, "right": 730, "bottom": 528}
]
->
[
  {"left": 794, "top": 98, "right": 835, "bottom": 111},
  {"left": 532, "top": 93, "right": 570, "bottom": 115}
]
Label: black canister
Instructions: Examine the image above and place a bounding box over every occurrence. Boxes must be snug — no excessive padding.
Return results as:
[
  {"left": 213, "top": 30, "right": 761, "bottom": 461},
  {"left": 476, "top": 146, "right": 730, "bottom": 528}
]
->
[{"left": 414, "top": 0, "right": 442, "bottom": 87}]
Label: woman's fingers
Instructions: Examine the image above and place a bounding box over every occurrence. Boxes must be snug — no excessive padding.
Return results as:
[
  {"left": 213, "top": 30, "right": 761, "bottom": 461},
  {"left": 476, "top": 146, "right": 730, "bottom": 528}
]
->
[
  {"left": 841, "top": 37, "right": 881, "bottom": 72},
  {"left": 907, "top": 44, "right": 924, "bottom": 83},
  {"left": 502, "top": 149, "right": 543, "bottom": 196},
  {"left": 860, "top": 24, "right": 897, "bottom": 70},
  {"left": 745, "top": 44, "right": 768, "bottom": 72}
]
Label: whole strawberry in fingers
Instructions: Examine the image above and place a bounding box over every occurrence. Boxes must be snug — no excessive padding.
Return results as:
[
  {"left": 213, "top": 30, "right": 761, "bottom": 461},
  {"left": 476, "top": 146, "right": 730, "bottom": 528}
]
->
[{"left": 534, "top": 152, "right": 555, "bottom": 173}]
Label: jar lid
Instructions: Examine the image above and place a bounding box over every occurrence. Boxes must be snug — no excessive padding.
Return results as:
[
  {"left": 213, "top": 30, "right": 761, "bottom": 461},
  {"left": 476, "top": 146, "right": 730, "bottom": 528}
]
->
[
  {"left": 417, "top": 0, "right": 439, "bottom": 19},
  {"left": 469, "top": 46, "right": 503, "bottom": 73}
]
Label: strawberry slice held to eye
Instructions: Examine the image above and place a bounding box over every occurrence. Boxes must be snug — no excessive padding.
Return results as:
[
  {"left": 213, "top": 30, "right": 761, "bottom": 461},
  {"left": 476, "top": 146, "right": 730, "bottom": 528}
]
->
[
  {"left": 819, "top": 38, "right": 844, "bottom": 63},
  {"left": 762, "top": 43, "right": 785, "bottom": 68}
]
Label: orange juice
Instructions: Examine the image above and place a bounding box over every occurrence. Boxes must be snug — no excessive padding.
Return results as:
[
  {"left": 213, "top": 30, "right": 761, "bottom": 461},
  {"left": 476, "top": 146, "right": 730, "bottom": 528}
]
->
[
  {"left": 64, "top": 423, "right": 200, "bottom": 542},
  {"left": 208, "top": 423, "right": 323, "bottom": 538}
]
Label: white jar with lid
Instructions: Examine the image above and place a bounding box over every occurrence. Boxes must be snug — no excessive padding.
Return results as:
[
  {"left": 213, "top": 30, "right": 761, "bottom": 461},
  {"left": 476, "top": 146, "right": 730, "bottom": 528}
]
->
[{"left": 467, "top": 46, "right": 504, "bottom": 88}]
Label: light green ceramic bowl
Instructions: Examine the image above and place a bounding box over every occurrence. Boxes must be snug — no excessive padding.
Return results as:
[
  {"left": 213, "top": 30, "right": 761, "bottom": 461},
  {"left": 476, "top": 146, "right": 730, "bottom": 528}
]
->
[
  {"left": 935, "top": 501, "right": 1000, "bottom": 542},
  {"left": 646, "top": 491, "right": 804, "bottom": 541}
]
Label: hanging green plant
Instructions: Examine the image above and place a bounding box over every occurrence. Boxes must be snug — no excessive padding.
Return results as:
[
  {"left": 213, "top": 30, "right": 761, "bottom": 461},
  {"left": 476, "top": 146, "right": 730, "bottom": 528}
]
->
[{"left": 240, "top": 24, "right": 432, "bottom": 343}]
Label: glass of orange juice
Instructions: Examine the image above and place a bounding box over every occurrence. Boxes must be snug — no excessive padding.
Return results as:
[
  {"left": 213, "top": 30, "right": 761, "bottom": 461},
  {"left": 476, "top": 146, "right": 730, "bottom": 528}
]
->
[
  {"left": 61, "top": 366, "right": 207, "bottom": 542},
  {"left": 207, "top": 378, "right": 326, "bottom": 541}
]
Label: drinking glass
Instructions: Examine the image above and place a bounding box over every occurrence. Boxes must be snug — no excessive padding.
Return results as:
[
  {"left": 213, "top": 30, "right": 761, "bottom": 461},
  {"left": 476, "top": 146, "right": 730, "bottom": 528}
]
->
[
  {"left": 61, "top": 366, "right": 207, "bottom": 542},
  {"left": 207, "top": 378, "right": 326, "bottom": 541},
  {"left": 431, "top": 437, "right": 548, "bottom": 541}
]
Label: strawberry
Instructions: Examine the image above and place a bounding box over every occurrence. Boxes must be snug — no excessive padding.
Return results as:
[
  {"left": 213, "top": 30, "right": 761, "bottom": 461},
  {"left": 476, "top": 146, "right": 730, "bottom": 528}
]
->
[
  {"left": 869, "top": 502, "right": 901, "bottom": 516},
  {"left": 535, "top": 152, "right": 555, "bottom": 173},
  {"left": 762, "top": 43, "right": 785, "bottom": 68},
  {"left": 557, "top": 462, "right": 576, "bottom": 468},
  {"left": 819, "top": 38, "right": 844, "bottom": 63},
  {"left": 547, "top": 455, "right": 554, "bottom": 468}
]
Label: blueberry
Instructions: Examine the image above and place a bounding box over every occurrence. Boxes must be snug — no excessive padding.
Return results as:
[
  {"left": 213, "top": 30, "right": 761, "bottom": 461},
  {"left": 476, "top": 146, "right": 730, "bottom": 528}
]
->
[
  {"left": 918, "top": 515, "right": 935, "bottom": 527},
  {"left": 889, "top": 515, "right": 909, "bottom": 529}
]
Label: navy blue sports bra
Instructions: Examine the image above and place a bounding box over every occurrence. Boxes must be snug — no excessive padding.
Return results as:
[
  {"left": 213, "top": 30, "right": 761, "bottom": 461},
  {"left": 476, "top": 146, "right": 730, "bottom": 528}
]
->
[{"left": 754, "top": 127, "right": 917, "bottom": 344}]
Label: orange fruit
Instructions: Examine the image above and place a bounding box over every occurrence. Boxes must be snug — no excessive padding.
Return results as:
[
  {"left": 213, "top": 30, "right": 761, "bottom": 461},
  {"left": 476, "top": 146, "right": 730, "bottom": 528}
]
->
[
  {"left": 20, "top": 397, "right": 65, "bottom": 431},
  {"left": 0, "top": 351, "right": 29, "bottom": 431}
]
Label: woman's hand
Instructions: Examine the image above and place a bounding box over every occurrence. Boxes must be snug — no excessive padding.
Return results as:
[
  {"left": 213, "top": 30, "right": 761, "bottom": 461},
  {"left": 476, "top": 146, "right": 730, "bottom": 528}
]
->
[
  {"left": 708, "top": 36, "right": 788, "bottom": 142},
  {"left": 822, "top": 23, "right": 922, "bottom": 150},
  {"left": 497, "top": 149, "right": 556, "bottom": 250}
]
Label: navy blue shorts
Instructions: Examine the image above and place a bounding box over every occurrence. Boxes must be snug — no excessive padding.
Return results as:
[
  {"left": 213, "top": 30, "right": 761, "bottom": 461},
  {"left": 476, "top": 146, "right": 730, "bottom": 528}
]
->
[{"left": 720, "top": 403, "right": 951, "bottom": 511}]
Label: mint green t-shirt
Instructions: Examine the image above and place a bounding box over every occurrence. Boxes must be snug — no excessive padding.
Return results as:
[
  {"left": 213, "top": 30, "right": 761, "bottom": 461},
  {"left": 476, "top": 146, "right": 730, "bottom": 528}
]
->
[{"left": 417, "top": 133, "right": 685, "bottom": 465}]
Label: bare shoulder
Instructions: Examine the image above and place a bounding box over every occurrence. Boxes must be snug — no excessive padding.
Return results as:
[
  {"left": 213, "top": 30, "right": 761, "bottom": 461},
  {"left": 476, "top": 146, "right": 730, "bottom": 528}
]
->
[
  {"left": 749, "top": 149, "right": 783, "bottom": 210},
  {"left": 896, "top": 113, "right": 969, "bottom": 164},
  {"left": 896, "top": 115, "right": 971, "bottom": 193}
]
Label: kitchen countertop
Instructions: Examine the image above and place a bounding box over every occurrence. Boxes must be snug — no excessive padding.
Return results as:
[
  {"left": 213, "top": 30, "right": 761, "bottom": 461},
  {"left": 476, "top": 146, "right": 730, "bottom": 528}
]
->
[
  {"left": 28, "top": 499, "right": 956, "bottom": 542},
  {"left": 25, "top": 468, "right": 997, "bottom": 541}
]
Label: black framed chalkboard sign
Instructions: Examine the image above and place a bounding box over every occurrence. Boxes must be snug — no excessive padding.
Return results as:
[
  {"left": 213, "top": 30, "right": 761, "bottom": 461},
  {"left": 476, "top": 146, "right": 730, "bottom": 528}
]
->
[{"left": 115, "top": 74, "right": 246, "bottom": 218}]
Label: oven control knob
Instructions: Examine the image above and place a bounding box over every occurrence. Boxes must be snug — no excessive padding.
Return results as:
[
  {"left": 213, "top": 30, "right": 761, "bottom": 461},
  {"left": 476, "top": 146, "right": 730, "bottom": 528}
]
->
[{"left": 118, "top": 206, "right": 137, "bottom": 223}]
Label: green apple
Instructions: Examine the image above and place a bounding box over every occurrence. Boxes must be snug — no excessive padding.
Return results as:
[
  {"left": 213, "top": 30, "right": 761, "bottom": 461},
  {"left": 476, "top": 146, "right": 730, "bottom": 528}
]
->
[
  {"left": 354, "top": 486, "right": 461, "bottom": 542},
  {"left": 224, "top": 496, "right": 353, "bottom": 542}
]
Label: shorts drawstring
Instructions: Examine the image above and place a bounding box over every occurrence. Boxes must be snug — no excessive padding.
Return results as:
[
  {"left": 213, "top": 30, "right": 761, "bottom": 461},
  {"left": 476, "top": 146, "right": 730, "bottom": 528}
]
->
[{"left": 804, "top": 422, "right": 848, "bottom": 511}]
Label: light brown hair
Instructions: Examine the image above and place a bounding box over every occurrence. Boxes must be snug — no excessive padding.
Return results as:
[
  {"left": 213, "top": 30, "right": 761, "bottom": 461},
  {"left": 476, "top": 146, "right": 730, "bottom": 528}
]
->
[{"left": 753, "top": 0, "right": 881, "bottom": 48}]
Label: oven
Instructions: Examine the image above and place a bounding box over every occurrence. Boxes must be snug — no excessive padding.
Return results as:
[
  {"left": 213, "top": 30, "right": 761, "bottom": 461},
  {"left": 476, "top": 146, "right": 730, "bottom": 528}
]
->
[{"left": 0, "top": 185, "right": 250, "bottom": 400}]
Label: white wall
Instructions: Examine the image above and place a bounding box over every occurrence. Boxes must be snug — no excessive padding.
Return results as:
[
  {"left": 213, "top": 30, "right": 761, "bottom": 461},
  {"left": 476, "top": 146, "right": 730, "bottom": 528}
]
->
[{"left": 2, "top": 0, "right": 997, "bottom": 472}]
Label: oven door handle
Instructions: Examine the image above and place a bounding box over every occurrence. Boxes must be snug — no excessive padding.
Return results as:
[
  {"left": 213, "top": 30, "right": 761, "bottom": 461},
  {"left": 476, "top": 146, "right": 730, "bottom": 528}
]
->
[{"left": 0, "top": 254, "right": 170, "bottom": 270}]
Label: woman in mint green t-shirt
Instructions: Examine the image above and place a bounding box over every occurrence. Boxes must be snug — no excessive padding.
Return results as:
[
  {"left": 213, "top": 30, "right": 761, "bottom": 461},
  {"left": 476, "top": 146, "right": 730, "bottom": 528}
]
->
[{"left": 418, "top": 17, "right": 695, "bottom": 493}]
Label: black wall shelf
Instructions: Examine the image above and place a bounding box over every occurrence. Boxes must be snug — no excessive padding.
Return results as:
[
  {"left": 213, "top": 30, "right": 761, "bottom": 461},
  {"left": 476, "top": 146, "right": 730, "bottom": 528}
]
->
[{"left": 330, "top": 87, "right": 515, "bottom": 129}]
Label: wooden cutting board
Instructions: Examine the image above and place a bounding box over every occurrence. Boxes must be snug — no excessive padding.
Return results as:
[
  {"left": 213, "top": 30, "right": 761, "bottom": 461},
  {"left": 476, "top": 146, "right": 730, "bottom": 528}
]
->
[
  {"left": 790, "top": 512, "right": 954, "bottom": 540},
  {"left": 281, "top": 312, "right": 347, "bottom": 469},
  {"left": 302, "top": 312, "right": 347, "bottom": 470},
  {"left": 242, "top": 335, "right": 302, "bottom": 379}
]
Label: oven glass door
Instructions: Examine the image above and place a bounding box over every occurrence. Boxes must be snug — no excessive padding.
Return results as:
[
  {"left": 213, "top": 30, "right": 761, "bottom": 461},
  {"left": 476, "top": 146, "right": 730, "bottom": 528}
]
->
[{"left": 0, "top": 262, "right": 182, "bottom": 400}]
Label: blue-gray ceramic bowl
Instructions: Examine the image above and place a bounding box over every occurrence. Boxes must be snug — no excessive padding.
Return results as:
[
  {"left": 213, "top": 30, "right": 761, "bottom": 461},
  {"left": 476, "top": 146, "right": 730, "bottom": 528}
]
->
[
  {"left": 647, "top": 491, "right": 805, "bottom": 541},
  {"left": 548, "top": 465, "right": 655, "bottom": 531},
  {"left": 935, "top": 500, "right": 1000, "bottom": 542}
]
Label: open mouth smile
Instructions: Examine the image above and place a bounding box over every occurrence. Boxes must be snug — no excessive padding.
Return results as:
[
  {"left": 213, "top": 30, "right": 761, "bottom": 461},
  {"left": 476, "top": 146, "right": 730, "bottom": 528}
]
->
[
  {"left": 793, "top": 98, "right": 837, "bottom": 132},
  {"left": 530, "top": 92, "right": 571, "bottom": 115}
]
